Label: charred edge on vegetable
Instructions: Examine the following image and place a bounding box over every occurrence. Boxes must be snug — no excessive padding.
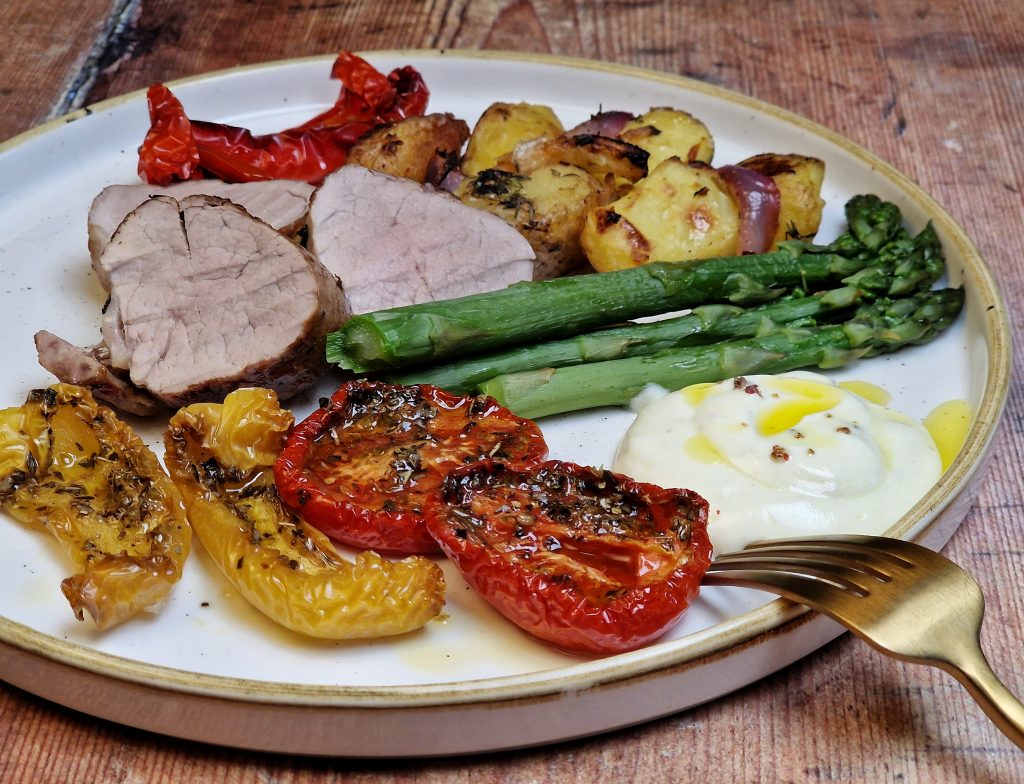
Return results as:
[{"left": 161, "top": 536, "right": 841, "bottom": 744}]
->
[
  {"left": 744, "top": 156, "right": 797, "bottom": 177},
  {"left": 468, "top": 396, "right": 492, "bottom": 417},
  {"left": 470, "top": 169, "right": 526, "bottom": 199},
  {"left": 198, "top": 458, "right": 225, "bottom": 489},
  {"left": 568, "top": 134, "right": 650, "bottom": 169},
  {"left": 0, "top": 470, "right": 28, "bottom": 496},
  {"left": 390, "top": 446, "right": 424, "bottom": 486},
  {"left": 26, "top": 387, "right": 59, "bottom": 409},
  {"left": 337, "top": 384, "right": 436, "bottom": 432},
  {"left": 443, "top": 464, "right": 697, "bottom": 548},
  {"left": 426, "top": 149, "right": 461, "bottom": 186}
]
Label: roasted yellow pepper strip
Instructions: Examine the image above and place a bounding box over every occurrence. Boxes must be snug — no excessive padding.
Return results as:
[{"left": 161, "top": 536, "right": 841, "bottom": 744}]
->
[
  {"left": 163, "top": 387, "right": 445, "bottom": 639},
  {"left": 0, "top": 384, "right": 191, "bottom": 628}
]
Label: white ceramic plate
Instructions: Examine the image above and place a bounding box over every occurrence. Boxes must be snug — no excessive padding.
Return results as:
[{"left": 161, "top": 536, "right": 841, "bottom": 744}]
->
[{"left": 0, "top": 51, "right": 1010, "bottom": 757}]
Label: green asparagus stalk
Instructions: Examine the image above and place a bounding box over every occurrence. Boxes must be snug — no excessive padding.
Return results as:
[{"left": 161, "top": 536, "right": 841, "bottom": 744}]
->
[
  {"left": 385, "top": 287, "right": 862, "bottom": 393},
  {"left": 384, "top": 217, "right": 945, "bottom": 393},
  {"left": 476, "top": 288, "right": 965, "bottom": 420},
  {"left": 328, "top": 195, "right": 917, "bottom": 373}
]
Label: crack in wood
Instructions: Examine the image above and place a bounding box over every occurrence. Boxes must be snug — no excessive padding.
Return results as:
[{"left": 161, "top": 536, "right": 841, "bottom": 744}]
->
[{"left": 48, "top": 0, "right": 142, "bottom": 120}]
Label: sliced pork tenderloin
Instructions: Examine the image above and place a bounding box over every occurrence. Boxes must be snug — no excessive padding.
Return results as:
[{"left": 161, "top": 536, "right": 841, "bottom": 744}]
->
[
  {"left": 34, "top": 331, "right": 163, "bottom": 416},
  {"left": 88, "top": 179, "right": 315, "bottom": 277},
  {"left": 40, "top": 195, "right": 347, "bottom": 411},
  {"left": 307, "top": 165, "right": 535, "bottom": 314}
]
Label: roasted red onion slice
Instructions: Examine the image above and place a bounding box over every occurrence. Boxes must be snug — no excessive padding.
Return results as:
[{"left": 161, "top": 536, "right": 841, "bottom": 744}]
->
[
  {"left": 567, "top": 110, "right": 634, "bottom": 138},
  {"left": 438, "top": 166, "right": 465, "bottom": 192},
  {"left": 425, "top": 150, "right": 461, "bottom": 188},
  {"left": 717, "top": 165, "right": 781, "bottom": 254}
]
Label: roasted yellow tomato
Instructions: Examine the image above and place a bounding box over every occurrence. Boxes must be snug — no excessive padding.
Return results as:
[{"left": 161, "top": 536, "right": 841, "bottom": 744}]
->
[
  {"left": 163, "top": 387, "right": 445, "bottom": 639},
  {"left": 0, "top": 384, "right": 190, "bottom": 628}
]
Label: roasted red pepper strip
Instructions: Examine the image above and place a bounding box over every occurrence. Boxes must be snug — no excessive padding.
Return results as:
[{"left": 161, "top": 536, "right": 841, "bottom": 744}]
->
[
  {"left": 138, "top": 84, "right": 202, "bottom": 186},
  {"left": 290, "top": 54, "right": 428, "bottom": 131},
  {"left": 717, "top": 165, "right": 782, "bottom": 254},
  {"left": 187, "top": 121, "right": 369, "bottom": 183},
  {"left": 138, "top": 52, "right": 429, "bottom": 184},
  {"left": 424, "top": 460, "right": 713, "bottom": 655},
  {"left": 275, "top": 381, "right": 548, "bottom": 555}
]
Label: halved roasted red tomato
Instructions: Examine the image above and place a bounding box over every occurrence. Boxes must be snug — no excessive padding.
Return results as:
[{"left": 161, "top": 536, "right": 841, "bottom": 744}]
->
[
  {"left": 424, "top": 460, "right": 712, "bottom": 655},
  {"left": 275, "top": 381, "right": 548, "bottom": 554}
]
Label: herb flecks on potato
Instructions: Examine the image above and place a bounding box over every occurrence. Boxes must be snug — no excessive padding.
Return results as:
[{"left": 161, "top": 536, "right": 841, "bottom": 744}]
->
[
  {"left": 620, "top": 107, "right": 715, "bottom": 170},
  {"left": 456, "top": 165, "right": 604, "bottom": 278}
]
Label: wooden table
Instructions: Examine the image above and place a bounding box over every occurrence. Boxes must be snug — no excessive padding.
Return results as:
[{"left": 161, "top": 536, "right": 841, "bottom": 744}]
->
[{"left": 2, "top": 1, "right": 1022, "bottom": 781}]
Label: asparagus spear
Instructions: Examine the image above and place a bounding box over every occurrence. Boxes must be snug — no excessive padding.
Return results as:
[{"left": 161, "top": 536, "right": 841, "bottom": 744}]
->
[
  {"left": 384, "top": 218, "right": 944, "bottom": 392},
  {"left": 328, "top": 195, "right": 916, "bottom": 373},
  {"left": 476, "top": 288, "right": 965, "bottom": 420},
  {"left": 386, "top": 288, "right": 861, "bottom": 393}
]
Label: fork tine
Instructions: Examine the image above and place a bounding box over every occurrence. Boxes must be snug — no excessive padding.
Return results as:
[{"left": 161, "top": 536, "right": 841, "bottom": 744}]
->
[
  {"left": 702, "top": 567, "right": 867, "bottom": 620},
  {"left": 708, "top": 556, "right": 878, "bottom": 595},
  {"left": 706, "top": 535, "right": 1024, "bottom": 750},
  {"left": 712, "top": 549, "right": 893, "bottom": 584},
  {"left": 743, "top": 535, "right": 916, "bottom": 568}
]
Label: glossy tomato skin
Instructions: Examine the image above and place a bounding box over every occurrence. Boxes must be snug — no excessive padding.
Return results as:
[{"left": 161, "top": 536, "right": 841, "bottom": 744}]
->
[
  {"left": 275, "top": 381, "right": 548, "bottom": 554},
  {"left": 424, "top": 460, "right": 713, "bottom": 655}
]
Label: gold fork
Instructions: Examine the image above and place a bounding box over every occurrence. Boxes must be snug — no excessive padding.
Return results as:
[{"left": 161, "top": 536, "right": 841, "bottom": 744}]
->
[{"left": 704, "top": 534, "right": 1024, "bottom": 748}]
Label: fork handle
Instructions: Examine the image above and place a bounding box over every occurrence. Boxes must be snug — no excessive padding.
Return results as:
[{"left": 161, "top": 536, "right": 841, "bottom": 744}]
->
[{"left": 944, "top": 648, "right": 1024, "bottom": 749}]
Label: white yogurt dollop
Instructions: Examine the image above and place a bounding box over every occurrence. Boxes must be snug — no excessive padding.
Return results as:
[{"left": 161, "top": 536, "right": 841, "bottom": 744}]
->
[{"left": 612, "top": 371, "right": 941, "bottom": 555}]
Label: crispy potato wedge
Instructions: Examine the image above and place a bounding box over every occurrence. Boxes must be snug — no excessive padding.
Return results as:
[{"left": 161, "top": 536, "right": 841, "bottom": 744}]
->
[
  {"left": 348, "top": 113, "right": 469, "bottom": 184},
  {"left": 738, "top": 153, "right": 826, "bottom": 244},
  {"left": 456, "top": 165, "right": 605, "bottom": 278},
  {"left": 581, "top": 158, "right": 741, "bottom": 272},
  {"left": 462, "top": 103, "right": 564, "bottom": 176},
  {"left": 512, "top": 134, "right": 649, "bottom": 186},
  {"left": 621, "top": 108, "right": 715, "bottom": 170}
]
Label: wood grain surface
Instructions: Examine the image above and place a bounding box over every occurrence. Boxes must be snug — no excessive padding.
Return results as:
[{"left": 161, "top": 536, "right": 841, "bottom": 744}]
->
[{"left": 1, "top": 1, "right": 1023, "bottom": 781}]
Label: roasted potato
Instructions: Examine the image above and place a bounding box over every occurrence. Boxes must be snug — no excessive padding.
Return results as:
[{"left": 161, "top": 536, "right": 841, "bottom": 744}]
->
[
  {"left": 456, "top": 165, "right": 604, "bottom": 278},
  {"left": 738, "top": 153, "right": 825, "bottom": 244},
  {"left": 348, "top": 113, "right": 470, "bottom": 184},
  {"left": 462, "top": 103, "right": 564, "bottom": 176},
  {"left": 581, "top": 158, "right": 740, "bottom": 272},
  {"left": 620, "top": 108, "right": 715, "bottom": 170},
  {"left": 512, "top": 134, "right": 649, "bottom": 188}
]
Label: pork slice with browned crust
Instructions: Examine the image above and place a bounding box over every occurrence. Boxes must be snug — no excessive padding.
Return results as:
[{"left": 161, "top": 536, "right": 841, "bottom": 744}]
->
[
  {"left": 88, "top": 179, "right": 315, "bottom": 282},
  {"left": 39, "top": 194, "right": 347, "bottom": 412},
  {"left": 34, "top": 330, "right": 163, "bottom": 416}
]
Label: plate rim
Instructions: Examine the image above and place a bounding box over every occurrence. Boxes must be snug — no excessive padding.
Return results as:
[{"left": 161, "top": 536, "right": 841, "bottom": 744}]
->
[{"left": 0, "top": 49, "right": 1012, "bottom": 711}]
